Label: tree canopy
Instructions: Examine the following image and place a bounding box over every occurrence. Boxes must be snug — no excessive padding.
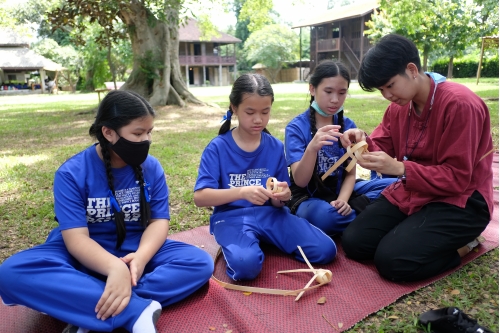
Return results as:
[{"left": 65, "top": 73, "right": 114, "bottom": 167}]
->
[
  {"left": 366, "top": 0, "right": 499, "bottom": 75},
  {"left": 244, "top": 24, "right": 298, "bottom": 83}
]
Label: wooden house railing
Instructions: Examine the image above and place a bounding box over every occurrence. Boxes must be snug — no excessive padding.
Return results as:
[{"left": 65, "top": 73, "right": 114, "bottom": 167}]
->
[
  {"left": 179, "top": 55, "right": 236, "bottom": 65},
  {"left": 317, "top": 38, "right": 340, "bottom": 52}
]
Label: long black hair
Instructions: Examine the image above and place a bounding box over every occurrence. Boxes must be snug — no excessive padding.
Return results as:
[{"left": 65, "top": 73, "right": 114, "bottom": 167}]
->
[
  {"left": 358, "top": 34, "right": 421, "bottom": 91},
  {"left": 308, "top": 60, "right": 350, "bottom": 190},
  {"left": 218, "top": 73, "right": 274, "bottom": 135},
  {"left": 89, "top": 90, "right": 155, "bottom": 249}
]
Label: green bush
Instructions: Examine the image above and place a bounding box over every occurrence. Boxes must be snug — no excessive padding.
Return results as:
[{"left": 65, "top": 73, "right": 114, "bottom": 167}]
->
[{"left": 431, "top": 55, "right": 499, "bottom": 78}]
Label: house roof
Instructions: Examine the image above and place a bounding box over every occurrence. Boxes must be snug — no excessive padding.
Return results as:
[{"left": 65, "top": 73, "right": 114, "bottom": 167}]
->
[
  {"left": 0, "top": 28, "right": 31, "bottom": 47},
  {"left": 179, "top": 18, "right": 241, "bottom": 44},
  {"left": 292, "top": 0, "right": 379, "bottom": 28},
  {"left": 0, "top": 47, "right": 65, "bottom": 71}
]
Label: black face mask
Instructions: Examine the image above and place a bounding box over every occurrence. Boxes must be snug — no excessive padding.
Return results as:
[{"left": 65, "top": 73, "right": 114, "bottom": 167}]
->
[{"left": 109, "top": 136, "right": 151, "bottom": 167}]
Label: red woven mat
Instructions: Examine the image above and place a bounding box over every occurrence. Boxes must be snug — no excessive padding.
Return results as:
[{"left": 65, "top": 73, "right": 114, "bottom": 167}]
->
[{"left": 1, "top": 154, "right": 498, "bottom": 333}]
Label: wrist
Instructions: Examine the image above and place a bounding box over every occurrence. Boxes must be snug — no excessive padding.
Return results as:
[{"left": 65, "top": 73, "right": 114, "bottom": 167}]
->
[
  {"left": 280, "top": 194, "right": 292, "bottom": 204},
  {"left": 400, "top": 162, "right": 406, "bottom": 184}
]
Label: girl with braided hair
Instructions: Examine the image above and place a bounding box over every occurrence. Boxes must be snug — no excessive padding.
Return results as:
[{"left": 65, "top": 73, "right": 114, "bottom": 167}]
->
[
  {"left": 0, "top": 90, "right": 213, "bottom": 333},
  {"left": 284, "top": 60, "right": 395, "bottom": 236},
  {"left": 194, "top": 74, "right": 336, "bottom": 281}
]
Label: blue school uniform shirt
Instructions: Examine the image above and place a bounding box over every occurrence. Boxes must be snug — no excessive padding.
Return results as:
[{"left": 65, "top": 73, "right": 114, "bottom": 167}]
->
[
  {"left": 52, "top": 144, "right": 170, "bottom": 251},
  {"left": 194, "top": 130, "right": 290, "bottom": 214},
  {"left": 285, "top": 110, "right": 357, "bottom": 180}
]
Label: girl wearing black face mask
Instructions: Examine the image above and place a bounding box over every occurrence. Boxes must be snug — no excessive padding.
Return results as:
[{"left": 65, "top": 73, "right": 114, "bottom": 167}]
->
[{"left": 0, "top": 90, "right": 214, "bottom": 333}]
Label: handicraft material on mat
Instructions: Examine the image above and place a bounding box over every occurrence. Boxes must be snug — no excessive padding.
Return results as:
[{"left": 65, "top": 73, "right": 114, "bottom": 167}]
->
[{"left": 211, "top": 246, "right": 332, "bottom": 301}]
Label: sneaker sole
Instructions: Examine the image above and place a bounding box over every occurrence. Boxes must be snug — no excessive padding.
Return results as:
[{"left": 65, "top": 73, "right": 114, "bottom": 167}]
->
[{"left": 152, "top": 308, "right": 162, "bottom": 333}]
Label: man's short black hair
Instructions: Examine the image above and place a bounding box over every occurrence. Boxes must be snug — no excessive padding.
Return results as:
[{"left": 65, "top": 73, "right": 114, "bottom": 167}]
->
[{"left": 358, "top": 34, "right": 421, "bottom": 91}]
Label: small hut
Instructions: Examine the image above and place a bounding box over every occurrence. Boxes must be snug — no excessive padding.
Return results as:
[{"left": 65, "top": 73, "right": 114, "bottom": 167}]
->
[{"left": 0, "top": 29, "right": 65, "bottom": 94}]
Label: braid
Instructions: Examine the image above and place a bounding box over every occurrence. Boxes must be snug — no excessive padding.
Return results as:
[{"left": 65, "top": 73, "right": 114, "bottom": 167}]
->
[
  {"left": 308, "top": 102, "right": 317, "bottom": 137},
  {"left": 337, "top": 110, "right": 349, "bottom": 181},
  {"left": 337, "top": 110, "right": 345, "bottom": 149},
  {"left": 101, "top": 142, "right": 126, "bottom": 249},
  {"left": 133, "top": 166, "right": 151, "bottom": 228}
]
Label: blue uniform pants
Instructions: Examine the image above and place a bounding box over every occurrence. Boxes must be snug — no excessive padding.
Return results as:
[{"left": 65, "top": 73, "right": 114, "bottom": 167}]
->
[
  {"left": 211, "top": 205, "right": 337, "bottom": 281},
  {"left": 296, "top": 178, "right": 396, "bottom": 235},
  {"left": 0, "top": 232, "right": 213, "bottom": 332}
]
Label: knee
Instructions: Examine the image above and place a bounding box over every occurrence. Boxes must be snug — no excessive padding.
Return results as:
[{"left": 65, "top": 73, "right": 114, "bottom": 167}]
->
[
  {"left": 0, "top": 257, "right": 13, "bottom": 285},
  {"left": 196, "top": 251, "right": 215, "bottom": 282},
  {"left": 373, "top": 247, "right": 420, "bottom": 282},
  {"left": 304, "top": 240, "right": 337, "bottom": 264},
  {"left": 341, "top": 225, "right": 366, "bottom": 260},
  {"left": 373, "top": 254, "right": 406, "bottom": 281},
  {"left": 226, "top": 250, "right": 263, "bottom": 281}
]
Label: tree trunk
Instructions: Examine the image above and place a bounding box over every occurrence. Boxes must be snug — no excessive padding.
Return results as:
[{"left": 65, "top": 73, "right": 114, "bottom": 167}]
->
[
  {"left": 447, "top": 56, "right": 454, "bottom": 78},
  {"left": 85, "top": 70, "right": 95, "bottom": 92},
  {"left": 119, "top": 0, "right": 202, "bottom": 106},
  {"left": 422, "top": 46, "right": 430, "bottom": 72},
  {"left": 105, "top": 30, "right": 118, "bottom": 90}
]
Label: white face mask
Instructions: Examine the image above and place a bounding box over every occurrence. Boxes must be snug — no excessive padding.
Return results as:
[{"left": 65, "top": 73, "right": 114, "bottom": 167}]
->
[{"left": 311, "top": 100, "right": 344, "bottom": 117}]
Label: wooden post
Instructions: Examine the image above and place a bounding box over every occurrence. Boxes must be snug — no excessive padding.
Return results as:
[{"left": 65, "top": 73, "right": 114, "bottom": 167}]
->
[
  {"left": 40, "top": 69, "right": 46, "bottom": 94},
  {"left": 184, "top": 43, "right": 190, "bottom": 87},
  {"left": 476, "top": 37, "right": 485, "bottom": 85},
  {"left": 359, "top": 16, "right": 365, "bottom": 63},
  {"left": 234, "top": 44, "right": 238, "bottom": 81},
  {"left": 219, "top": 64, "right": 222, "bottom": 86},
  {"left": 299, "top": 27, "right": 302, "bottom": 81}
]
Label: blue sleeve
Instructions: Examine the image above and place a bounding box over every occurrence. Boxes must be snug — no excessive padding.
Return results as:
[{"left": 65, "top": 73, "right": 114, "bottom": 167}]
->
[
  {"left": 284, "top": 121, "right": 309, "bottom": 167},
  {"left": 344, "top": 117, "right": 357, "bottom": 131},
  {"left": 148, "top": 159, "right": 170, "bottom": 220},
  {"left": 194, "top": 143, "right": 221, "bottom": 191},
  {"left": 53, "top": 170, "right": 88, "bottom": 230}
]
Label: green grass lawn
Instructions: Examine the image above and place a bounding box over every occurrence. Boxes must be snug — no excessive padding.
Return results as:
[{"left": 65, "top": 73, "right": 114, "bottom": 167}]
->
[{"left": 0, "top": 78, "right": 498, "bottom": 332}]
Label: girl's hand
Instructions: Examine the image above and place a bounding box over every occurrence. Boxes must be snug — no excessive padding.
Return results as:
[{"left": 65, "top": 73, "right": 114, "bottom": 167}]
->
[
  {"left": 340, "top": 129, "right": 366, "bottom": 148},
  {"left": 240, "top": 186, "right": 273, "bottom": 205},
  {"left": 270, "top": 181, "right": 292, "bottom": 202},
  {"left": 358, "top": 151, "right": 404, "bottom": 176},
  {"left": 330, "top": 199, "right": 352, "bottom": 216},
  {"left": 120, "top": 252, "right": 146, "bottom": 287},
  {"left": 95, "top": 261, "right": 131, "bottom": 320},
  {"left": 308, "top": 125, "right": 342, "bottom": 153}
]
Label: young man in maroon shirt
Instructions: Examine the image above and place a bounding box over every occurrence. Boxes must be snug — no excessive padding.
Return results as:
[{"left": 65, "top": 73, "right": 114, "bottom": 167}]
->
[{"left": 340, "top": 34, "right": 493, "bottom": 282}]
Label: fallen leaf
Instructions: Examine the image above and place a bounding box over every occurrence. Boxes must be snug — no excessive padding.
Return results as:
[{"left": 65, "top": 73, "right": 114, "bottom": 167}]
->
[
  {"left": 242, "top": 291, "right": 252, "bottom": 296},
  {"left": 450, "top": 289, "right": 460, "bottom": 295},
  {"left": 338, "top": 323, "right": 343, "bottom": 328},
  {"left": 209, "top": 327, "right": 216, "bottom": 331},
  {"left": 388, "top": 315, "right": 399, "bottom": 319},
  {"left": 407, "top": 301, "right": 412, "bottom": 305},
  {"left": 317, "top": 296, "right": 326, "bottom": 304}
]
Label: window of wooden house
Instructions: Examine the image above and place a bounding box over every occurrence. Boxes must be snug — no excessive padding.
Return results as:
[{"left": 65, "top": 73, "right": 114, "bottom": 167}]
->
[
  {"left": 194, "top": 43, "right": 201, "bottom": 56},
  {"left": 351, "top": 19, "right": 361, "bottom": 39},
  {"left": 332, "top": 27, "right": 340, "bottom": 39},
  {"left": 317, "top": 26, "right": 326, "bottom": 39}
]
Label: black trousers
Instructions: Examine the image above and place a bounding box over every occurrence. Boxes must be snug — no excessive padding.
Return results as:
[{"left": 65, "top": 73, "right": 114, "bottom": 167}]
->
[{"left": 341, "top": 191, "right": 490, "bottom": 282}]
